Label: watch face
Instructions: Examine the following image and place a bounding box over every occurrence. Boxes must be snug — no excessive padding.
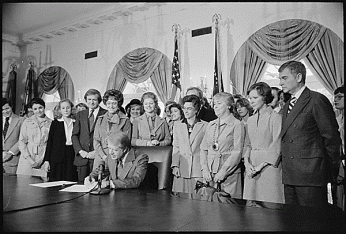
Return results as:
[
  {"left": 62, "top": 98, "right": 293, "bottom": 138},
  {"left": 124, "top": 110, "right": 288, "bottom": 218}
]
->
[{"left": 212, "top": 142, "right": 219, "bottom": 151}]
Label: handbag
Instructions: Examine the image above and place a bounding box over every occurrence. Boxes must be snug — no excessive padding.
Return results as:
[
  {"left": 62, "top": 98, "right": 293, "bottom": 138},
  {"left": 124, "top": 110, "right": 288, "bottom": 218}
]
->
[{"left": 195, "top": 180, "right": 238, "bottom": 204}]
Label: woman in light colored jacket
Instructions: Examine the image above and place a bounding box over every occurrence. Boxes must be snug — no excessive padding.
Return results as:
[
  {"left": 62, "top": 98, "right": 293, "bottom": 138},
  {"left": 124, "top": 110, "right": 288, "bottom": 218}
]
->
[{"left": 17, "top": 98, "right": 52, "bottom": 179}]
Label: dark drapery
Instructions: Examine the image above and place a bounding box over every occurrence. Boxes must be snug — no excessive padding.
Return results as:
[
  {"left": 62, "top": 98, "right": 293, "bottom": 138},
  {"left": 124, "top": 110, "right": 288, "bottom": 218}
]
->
[
  {"left": 230, "top": 19, "right": 343, "bottom": 95},
  {"left": 6, "top": 69, "right": 17, "bottom": 112},
  {"left": 37, "top": 66, "right": 75, "bottom": 103},
  {"left": 107, "top": 47, "right": 172, "bottom": 104}
]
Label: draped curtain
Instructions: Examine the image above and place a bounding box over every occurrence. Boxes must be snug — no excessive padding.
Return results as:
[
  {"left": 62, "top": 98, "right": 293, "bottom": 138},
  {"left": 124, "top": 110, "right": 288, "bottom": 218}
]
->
[
  {"left": 37, "top": 66, "right": 75, "bottom": 103},
  {"left": 231, "top": 19, "right": 343, "bottom": 95},
  {"left": 107, "top": 47, "right": 172, "bottom": 104}
]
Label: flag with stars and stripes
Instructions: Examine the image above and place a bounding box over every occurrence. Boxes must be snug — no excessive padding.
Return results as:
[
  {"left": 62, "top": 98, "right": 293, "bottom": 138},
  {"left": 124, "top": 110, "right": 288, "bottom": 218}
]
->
[
  {"left": 213, "top": 25, "right": 224, "bottom": 96},
  {"left": 170, "top": 32, "right": 182, "bottom": 103}
]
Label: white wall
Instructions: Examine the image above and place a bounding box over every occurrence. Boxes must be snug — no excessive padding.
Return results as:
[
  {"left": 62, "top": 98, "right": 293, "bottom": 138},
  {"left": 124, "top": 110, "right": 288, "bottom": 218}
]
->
[{"left": 2, "top": 2, "right": 343, "bottom": 114}]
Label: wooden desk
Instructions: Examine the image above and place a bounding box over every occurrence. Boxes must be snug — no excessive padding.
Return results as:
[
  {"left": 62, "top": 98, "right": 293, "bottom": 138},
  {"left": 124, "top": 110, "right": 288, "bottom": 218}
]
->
[{"left": 3, "top": 174, "right": 345, "bottom": 232}]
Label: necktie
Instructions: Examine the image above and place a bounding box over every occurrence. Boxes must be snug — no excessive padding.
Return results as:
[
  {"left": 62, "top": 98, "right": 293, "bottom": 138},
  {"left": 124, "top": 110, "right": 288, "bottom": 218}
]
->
[
  {"left": 3, "top": 117, "right": 9, "bottom": 138},
  {"left": 116, "top": 159, "right": 123, "bottom": 178},
  {"left": 89, "top": 109, "right": 95, "bottom": 132},
  {"left": 287, "top": 97, "right": 297, "bottom": 114}
]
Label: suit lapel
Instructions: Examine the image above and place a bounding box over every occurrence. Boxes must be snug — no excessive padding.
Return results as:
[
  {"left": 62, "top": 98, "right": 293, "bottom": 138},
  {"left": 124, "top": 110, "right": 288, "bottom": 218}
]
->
[
  {"left": 189, "top": 122, "right": 203, "bottom": 146},
  {"left": 4, "top": 115, "right": 19, "bottom": 140},
  {"left": 281, "top": 88, "right": 311, "bottom": 137},
  {"left": 119, "top": 149, "right": 136, "bottom": 180},
  {"left": 153, "top": 116, "right": 164, "bottom": 133}
]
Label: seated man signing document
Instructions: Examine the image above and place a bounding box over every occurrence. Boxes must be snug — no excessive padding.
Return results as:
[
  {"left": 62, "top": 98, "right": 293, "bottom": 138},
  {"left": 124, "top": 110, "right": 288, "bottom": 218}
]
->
[{"left": 85, "top": 132, "right": 148, "bottom": 189}]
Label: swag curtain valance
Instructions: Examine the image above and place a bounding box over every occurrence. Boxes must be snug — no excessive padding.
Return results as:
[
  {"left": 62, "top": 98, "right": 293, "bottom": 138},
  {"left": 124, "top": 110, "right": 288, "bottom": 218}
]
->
[
  {"left": 106, "top": 47, "right": 172, "bottom": 104},
  {"left": 37, "top": 66, "right": 75, "bottom": 103},
  {"left": 231, "top": 19, "right": 344, "bottom": 95}
]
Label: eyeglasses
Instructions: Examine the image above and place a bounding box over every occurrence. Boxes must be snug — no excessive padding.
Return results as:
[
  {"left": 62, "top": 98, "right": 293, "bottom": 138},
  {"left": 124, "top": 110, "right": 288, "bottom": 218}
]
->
[{"left": 334, "top": 95, "right": 344, "bottom": 100}]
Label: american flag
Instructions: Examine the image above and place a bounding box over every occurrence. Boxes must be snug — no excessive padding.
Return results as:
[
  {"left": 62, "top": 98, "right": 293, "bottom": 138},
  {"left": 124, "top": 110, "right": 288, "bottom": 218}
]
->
[
  {"left": 171, "top": 35, "right": 181, "bottom": 90},
  {"left": 213, "top": 25, "right": 224, "bottom": 96}
]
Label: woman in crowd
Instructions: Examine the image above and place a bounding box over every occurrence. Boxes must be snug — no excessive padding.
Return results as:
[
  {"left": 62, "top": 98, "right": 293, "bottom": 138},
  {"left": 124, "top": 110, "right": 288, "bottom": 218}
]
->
[
  {"left": 235, "top": 97, "right": 254, "bottom": 193},
  {"left": 200, "top": 92, "right": 246, "bottom": 201},
  {"left": 17, "top": 98, "right": 52, "bottom": 180},
  {"left": 131, "top": 92, "right": 171, "bottom": 146},
  {"left": 168, "top": 102, "right": 184, "bottom": 136},
  {"left": 23, "top": 103, "right": 34, "bottom": 118},
  {"left": 93, "top": 89, "right": 132, "bottom": 170},
  {"left": 171, "top": 95, "right": 206, "bottom": 198},
  {"left": 235, "top": 97, "right": 253, "bottom": 123},
  {"left": 332, "top": 85, "right": 345, "bottom": 211},
  {"left": 243, "top": 82, "right": 284, "bottom": 207},
  {"left": 164, "top": 100, "right": 176, "bottom": 135},
  {"left": 42, "top": 99, "right": 77, "bottom": 181},
  {"left": 275, "top": 90, "right": 291, "bottom": 114},
  {"left": 75, "top": 102, "right": 88, "bottom": 113},
  {"left": 125, "top": 98, "right": 144, "bottom": 123}
]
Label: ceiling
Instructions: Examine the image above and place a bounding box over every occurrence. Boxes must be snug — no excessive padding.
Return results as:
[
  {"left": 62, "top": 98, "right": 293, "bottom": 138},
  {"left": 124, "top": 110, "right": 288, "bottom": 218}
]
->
[{"left": 2, "top": 2, "right": 162, "bottom": 44}]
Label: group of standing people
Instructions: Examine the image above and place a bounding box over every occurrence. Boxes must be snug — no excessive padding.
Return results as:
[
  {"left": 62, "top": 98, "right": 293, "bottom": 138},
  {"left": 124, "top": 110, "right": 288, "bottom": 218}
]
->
[{"left": 3, "top": 60, "right": 344, "bottom": 210}]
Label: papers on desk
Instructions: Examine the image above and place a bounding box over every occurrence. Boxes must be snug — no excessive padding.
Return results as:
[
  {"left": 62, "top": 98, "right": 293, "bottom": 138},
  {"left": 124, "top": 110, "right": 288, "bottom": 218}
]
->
[
  {"left": 59, "top": 184, "right": 96, "bottom": 193},
  {"left": 29, "top": 181, "right": 77, "bottom": 188}
]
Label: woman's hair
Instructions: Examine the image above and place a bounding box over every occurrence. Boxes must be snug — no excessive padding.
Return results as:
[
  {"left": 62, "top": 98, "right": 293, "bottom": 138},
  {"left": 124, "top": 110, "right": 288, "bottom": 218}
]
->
[
  {"left": 213, "top": 92, "right": 235, "bottom": 114},
  {"left": 169, "top": 103, "right": 184, "bottom": 120},
  {"left": 247, "top": 82, "right": 274, "bottom": 104},
  {"left": 235, "top": 97, "right": 254, "bottom": 119},
  {"left": 278, "top": 90, "right": 291, "bottom": 103},
  {"left": 31, "top": 97, "right": 46, "bottom": 108},
  {"left": 141, "top": 92, "right": 159, "bottom": 110},
  {"left": 102, "top": 89, "right": 124, "bottom": 108},
  {"left": 182, "top": 94, "right": 201, "bottom": 111},
  {"left": 84, "top": 89, "right": 102, "bottom": 103},
  {"left": 334, "top": 85, "right": 344, "bottom": 95},
  {"left": 76, "top": 102, "right": 88, "bottom": 109}
]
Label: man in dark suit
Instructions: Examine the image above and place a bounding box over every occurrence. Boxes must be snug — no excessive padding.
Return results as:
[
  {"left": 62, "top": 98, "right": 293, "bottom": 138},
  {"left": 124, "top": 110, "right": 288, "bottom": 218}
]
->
[
  {"left": 2, "top": 98, "right": 25, "bottom": 174},
  {"left": 72, "top": 89, "right": 107, "bottom": 183},
  {"left": 279, "top": 61, "right": 341, "bottom": 208},
  {"left": 186, "top": 87, "right": 217, "bottom": 122}
]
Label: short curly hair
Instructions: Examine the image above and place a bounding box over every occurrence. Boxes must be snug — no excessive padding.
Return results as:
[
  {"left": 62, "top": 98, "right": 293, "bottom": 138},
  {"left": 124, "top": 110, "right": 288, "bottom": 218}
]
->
[
  {"left": 141, "top": 92, "right": 158, "bottom": 109},
  {"left": 213, "top": 92, "right": 235, "bottom": 114},
  {"left": 102, "top": 89, "right": 124, "bottom": 108},
  {"left": 247, "top": 82, "right": 274, "bottom": 104}
]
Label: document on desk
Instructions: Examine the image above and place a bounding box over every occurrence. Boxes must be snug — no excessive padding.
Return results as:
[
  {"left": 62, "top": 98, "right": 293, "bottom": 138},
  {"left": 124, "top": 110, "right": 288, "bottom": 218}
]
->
[
  {"left": 29, "top": 181, "right": 77, "bottom": 188},
  {"left": 59, "top": 184, "right": 95, "bottom": 193}
]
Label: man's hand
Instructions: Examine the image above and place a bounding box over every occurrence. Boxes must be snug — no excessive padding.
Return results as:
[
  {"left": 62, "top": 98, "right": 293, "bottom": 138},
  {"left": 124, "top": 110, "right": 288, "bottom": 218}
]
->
[{"left": 79, "top": 150, "right": 88, "bottom": 158}]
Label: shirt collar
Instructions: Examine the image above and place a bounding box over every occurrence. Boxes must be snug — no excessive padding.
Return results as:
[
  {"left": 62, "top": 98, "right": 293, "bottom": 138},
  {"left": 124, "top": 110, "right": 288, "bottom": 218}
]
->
[{"left": 292, "top": 85, "right": 306, "bottom": 100}]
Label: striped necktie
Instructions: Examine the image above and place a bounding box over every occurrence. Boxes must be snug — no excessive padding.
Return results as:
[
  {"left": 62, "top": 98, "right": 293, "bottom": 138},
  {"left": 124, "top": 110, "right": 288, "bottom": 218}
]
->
[{"left": 287, "top": 97, "right": 297, "bottom": 114}]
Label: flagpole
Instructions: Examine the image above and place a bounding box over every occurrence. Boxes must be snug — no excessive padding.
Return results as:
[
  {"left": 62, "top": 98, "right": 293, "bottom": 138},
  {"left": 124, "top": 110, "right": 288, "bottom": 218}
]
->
[{"left": 212, "top": 13, "right": 223, "bottom": 96}]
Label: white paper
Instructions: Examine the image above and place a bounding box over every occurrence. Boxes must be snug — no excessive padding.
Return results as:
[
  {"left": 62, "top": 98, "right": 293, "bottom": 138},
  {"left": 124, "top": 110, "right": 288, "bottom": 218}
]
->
[
  {"left": 59, "top": 184, "right": 95, "bottom": 193},
  {"left": 29, "top": 181, "right": 77, "bottom": 188}
]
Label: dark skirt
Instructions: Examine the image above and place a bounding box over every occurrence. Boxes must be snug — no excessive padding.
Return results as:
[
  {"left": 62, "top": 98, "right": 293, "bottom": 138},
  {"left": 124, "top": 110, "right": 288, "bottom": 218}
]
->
[{"left": 49, "top": 145, "right": 78, "bottom": 182}]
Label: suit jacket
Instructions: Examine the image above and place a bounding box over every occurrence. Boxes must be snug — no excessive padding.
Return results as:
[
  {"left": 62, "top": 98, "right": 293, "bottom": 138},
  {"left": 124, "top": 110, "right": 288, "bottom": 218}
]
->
[
  {"left": 93, "top": 111, "right": 132, "bottom": 160},
  {"left": 197, "top": 106, "right": 217, "bottom": 122},
  {"left": 171, "top": 120, "right": 207, "bottom": 178},
  {"left": 43, "top": 119, "right": 75, "bottom": 163},
  {"left": 91, "top": 148, "right": 149, "bottom": 189},
  {"left": 72, "top": 107, "right": 107, "bottom": 166},
  {"left": 280, "top": 88, "right": 341, "bottom": 186},
  {"left": 131, "top": 114, "right": 171, "bottom": 146},
  {"left": 3, "top": 114, "right": 25, "bottom": 167}
]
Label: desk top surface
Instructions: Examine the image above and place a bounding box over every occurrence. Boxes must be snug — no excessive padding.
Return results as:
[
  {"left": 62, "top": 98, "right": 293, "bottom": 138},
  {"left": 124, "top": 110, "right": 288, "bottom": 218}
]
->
[{"left": 3, "top": 174, "right": 345, "bottom": 232}]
